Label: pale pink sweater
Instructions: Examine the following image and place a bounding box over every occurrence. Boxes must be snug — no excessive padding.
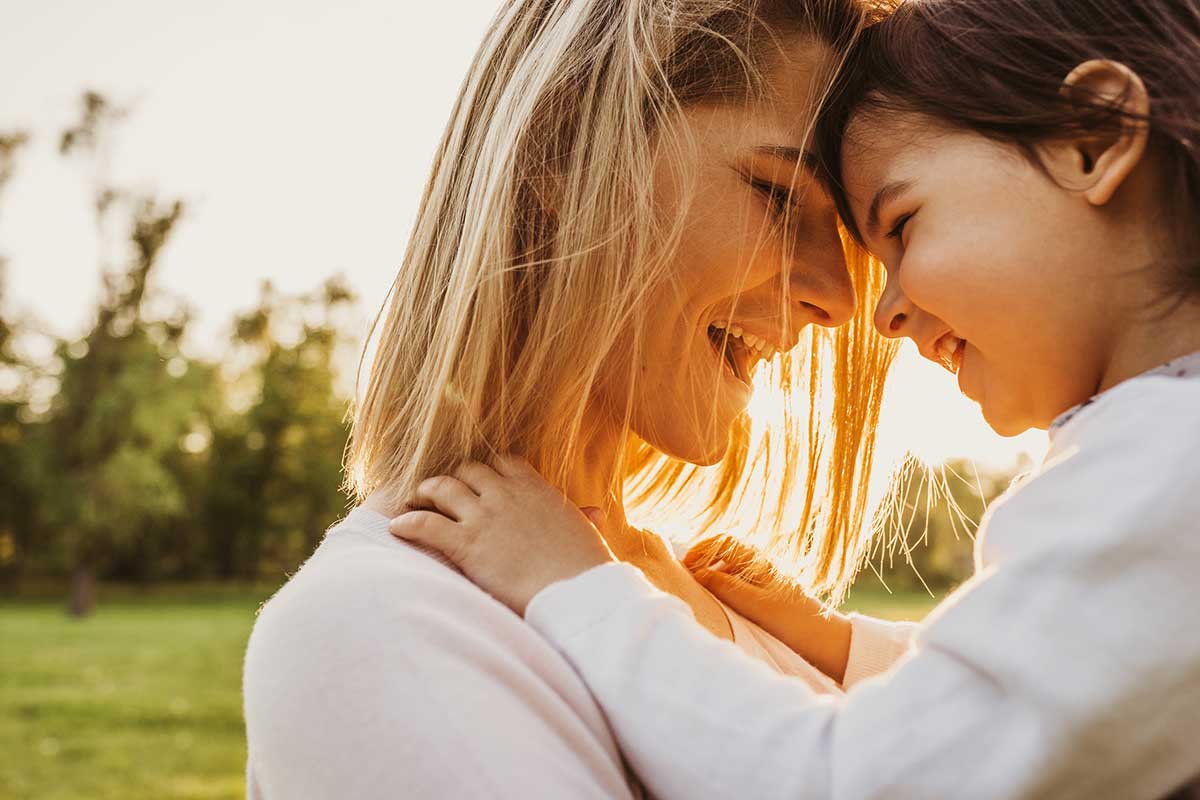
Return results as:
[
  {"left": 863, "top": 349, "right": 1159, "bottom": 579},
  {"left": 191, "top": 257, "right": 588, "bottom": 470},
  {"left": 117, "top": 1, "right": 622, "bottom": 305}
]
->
[{"left": 242, "top": 508, "right": 906, "bottom": 799}]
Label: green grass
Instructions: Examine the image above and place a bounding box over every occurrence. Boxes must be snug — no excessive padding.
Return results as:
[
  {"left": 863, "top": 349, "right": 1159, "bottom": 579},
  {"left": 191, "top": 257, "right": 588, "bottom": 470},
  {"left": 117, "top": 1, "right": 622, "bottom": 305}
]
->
[
  {"left": 0, "top": 582, "right": 940, "bottom": 799},
  {"left": 0, "top": 587, "right": 275, "bottom": 800},
  {"left": 840, "top": 581, "right": 947, "bottom": 621}
]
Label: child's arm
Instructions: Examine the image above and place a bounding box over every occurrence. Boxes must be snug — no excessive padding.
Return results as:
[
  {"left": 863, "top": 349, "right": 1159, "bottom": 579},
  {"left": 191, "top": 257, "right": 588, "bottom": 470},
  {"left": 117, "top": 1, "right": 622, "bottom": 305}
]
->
[
  {"left": 683, "top": 535, "right": 917, "bottom": 686},
  {"left": 391, "top": 424, "right": 1200, "bottom": 800}
]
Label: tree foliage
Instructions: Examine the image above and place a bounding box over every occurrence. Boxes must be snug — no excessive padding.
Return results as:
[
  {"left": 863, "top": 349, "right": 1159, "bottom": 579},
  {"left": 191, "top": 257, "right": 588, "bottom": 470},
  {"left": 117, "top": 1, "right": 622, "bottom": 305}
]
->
[{"left": 0, "top": 93, "right": 355, "bottom": 611}]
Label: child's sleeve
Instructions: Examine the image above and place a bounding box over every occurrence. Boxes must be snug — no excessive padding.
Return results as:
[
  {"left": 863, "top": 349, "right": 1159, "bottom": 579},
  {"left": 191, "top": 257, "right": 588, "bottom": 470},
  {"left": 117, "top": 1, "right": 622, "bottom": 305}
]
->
[
  {"left": 842, "top": 614, "right": 917, "bottom": 688},
  {"left": 524, "top": 380, "right": 1200, "bottom": 800}
]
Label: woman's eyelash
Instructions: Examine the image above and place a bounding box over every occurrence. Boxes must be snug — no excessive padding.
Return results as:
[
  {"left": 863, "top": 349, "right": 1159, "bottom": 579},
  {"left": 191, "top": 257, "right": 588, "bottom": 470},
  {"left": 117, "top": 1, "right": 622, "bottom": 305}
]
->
[
  {"left": 886, "top": 213, "right": 914, "bottom": 241},
  {"left": 750, "top": 178, "right": 795, "bottom": 215}
]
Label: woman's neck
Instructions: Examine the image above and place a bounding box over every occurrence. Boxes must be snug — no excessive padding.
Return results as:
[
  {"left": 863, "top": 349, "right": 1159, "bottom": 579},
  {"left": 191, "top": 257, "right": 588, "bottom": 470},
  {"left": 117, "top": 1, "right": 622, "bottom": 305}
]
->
[
  {"left": 564, "top": 413, "right": 670, "bottom": 565},
  {"left": 563, "top": 413, "right": 630, "bottom": 538}
]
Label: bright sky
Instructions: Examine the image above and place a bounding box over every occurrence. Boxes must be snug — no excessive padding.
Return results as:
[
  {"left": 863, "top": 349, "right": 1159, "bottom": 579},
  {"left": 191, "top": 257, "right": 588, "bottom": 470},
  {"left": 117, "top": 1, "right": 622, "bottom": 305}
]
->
[{"left": 0, "top": 0, "right": 1046, "bottom": 470}]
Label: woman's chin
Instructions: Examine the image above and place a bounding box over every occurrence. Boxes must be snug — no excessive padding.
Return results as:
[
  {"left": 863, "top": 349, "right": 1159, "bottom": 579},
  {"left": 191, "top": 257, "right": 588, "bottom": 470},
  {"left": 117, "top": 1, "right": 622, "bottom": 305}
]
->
[{"left": 646, "top": 428, "right": 732, "bottom": 467}]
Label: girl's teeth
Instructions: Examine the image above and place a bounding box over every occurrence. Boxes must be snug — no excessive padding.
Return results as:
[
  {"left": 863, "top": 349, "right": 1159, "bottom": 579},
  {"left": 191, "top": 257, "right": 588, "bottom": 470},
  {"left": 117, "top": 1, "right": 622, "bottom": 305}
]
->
[{"left": 936, "top": 336, "right": 964, "bottom": 370}]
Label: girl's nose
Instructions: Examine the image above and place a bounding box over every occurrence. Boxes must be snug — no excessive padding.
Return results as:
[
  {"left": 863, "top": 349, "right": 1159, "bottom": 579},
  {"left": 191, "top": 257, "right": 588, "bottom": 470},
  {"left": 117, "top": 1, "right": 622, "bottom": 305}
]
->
[{"left": 873, "top": 275, "right": 915, "bottom": 339}]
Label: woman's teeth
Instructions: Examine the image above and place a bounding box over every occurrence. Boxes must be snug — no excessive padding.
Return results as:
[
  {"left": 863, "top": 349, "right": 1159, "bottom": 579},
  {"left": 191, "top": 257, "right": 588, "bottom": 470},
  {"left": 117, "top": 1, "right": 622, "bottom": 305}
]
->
[{"left": 710, "top": 320, "right": 777, "bottom": 360}]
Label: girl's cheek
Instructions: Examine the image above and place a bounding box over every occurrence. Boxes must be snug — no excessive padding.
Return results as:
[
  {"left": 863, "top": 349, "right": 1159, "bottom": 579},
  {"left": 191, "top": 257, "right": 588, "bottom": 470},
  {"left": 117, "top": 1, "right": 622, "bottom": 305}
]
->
[{"left": 900, "top": 242, "right": 966, "bottom": 318}]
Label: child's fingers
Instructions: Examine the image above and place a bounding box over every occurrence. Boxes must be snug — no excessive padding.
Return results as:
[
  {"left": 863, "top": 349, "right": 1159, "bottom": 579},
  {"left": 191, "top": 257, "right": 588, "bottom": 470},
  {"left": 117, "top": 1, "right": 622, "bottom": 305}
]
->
[
  {"left": 411, "top": 475, "right": 478, "bottom": 521},
  {"left": 388, "top": 510, "right": 461, "bottom": 559},
  {"left": 685, "top": 535, "right": 766, "bottom": 579},
  {"left": 579, "top": 506, "right": 605, "bottom": 529},
  {"left": 683, "top": 535, "right": 748, "bottom": 569},
  {"left": 451, "top": 461, "right": 498, "bottom": 494},
  {"left": 683, "top": 536, "right": 723, "bottom": 568},
  {"left": 693, "top": 567, "right": 763, "bottom": 612}
]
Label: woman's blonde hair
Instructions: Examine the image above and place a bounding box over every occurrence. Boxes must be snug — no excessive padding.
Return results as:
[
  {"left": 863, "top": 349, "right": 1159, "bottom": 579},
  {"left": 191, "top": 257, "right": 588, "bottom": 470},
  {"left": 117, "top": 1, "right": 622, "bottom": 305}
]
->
[{"left": 346, "top": 0, "right": 897, "bottom": 603}]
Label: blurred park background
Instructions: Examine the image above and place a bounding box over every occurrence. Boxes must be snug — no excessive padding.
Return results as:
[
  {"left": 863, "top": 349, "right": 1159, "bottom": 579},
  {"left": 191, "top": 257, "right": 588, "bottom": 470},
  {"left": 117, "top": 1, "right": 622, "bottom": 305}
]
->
[{"left": 0, "top": 2, "right": 1045, "bottom": 798}]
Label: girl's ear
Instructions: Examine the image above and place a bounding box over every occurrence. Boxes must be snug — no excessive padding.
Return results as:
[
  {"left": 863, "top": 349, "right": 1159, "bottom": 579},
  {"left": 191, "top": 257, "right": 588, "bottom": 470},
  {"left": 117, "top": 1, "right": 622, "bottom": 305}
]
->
[{"left": 1043, "top": 59, "right": 1151, "bottom": 207}]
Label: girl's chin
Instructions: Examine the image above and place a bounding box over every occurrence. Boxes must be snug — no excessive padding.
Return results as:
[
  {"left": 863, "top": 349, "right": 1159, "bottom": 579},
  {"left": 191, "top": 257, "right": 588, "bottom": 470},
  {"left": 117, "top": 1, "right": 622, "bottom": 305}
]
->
[{"left": 978, "top": 395, "right": 1037, "bottom": 438}]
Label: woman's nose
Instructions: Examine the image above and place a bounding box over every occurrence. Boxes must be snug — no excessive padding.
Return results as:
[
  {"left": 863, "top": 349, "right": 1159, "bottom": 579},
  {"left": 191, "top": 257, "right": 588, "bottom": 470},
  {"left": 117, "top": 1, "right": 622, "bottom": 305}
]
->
[
  {"left": 873, "top": 274, "right": 915, "bottom": 339},
  {"left": 791, "top": 236, "right": 856, "bottom": 329}
]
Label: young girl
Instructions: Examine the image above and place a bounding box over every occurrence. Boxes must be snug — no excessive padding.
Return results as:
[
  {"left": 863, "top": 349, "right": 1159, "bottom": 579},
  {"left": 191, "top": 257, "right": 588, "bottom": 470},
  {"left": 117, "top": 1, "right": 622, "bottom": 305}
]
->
[{"left": 390, "top": 1, "right": 1200, "bottom": 797}]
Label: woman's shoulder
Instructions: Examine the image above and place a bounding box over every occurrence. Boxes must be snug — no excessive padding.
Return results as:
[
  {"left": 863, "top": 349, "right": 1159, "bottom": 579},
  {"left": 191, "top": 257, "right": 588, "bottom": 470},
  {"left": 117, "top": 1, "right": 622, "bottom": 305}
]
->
[
  {"left": 246, "top": 508, "right": 512, "bottom": 656},
  {"left": 243, "top": 507, "right": 643, "bottom": 799}
]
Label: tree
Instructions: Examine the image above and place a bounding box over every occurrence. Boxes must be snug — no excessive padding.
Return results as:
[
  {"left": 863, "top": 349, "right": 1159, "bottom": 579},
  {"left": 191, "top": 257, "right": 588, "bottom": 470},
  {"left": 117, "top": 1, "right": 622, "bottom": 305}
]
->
[
  {"left": 0, "top": 90, "right": 361, "bottom": 598},
  {"left": 40, "top": 93, "right": 211, "bottom": 614},
  {"left": 201, "top": 278, "right": 354, "bottom": 579},
  {"left": 0, "top": 130, "right": 34, "bottom": 590}
]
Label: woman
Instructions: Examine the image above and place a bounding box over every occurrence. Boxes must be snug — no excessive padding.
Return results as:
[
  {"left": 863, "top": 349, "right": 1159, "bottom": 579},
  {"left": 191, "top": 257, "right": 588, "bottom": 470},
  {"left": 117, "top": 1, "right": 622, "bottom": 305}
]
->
[{"left": 243, "top": 1, "right": 895, "bottom": 797}]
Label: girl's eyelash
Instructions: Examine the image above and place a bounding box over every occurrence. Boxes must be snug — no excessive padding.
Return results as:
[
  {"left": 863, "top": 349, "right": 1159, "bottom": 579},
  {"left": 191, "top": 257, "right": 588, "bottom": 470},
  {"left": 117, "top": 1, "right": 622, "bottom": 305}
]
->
[{"left": 886, "top": 212, "right": 914, "bottom": 241}]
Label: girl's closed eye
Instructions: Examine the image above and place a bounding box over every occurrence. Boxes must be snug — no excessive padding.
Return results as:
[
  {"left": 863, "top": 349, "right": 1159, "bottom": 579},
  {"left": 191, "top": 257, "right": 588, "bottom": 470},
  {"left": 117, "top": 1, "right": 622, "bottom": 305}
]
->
[{"left": 886, "top": 211, "right": 915, "bottom": 244}]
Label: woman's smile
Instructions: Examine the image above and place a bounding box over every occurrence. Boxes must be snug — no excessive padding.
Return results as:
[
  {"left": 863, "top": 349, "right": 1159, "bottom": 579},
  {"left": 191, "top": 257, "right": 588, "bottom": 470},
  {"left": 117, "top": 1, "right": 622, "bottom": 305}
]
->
[{"left": 706, "top": 320, "right": 776, "bottom": 395}]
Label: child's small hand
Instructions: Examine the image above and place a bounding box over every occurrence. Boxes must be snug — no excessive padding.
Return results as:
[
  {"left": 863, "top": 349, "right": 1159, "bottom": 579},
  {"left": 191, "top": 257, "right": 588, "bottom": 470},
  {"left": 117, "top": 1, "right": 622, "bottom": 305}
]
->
[
  {"left": 684, "top": 535, "right": 852, "bottom": 683},
  {"left": 387, "top": 455, "right": 616, "bottom": 616}
]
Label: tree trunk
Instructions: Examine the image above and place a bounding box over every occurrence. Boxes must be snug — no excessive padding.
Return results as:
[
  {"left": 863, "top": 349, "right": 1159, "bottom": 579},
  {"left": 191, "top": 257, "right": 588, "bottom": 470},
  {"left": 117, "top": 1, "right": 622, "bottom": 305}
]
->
[{"left": 68, "top": 565, "right": 95, "bottom": 617}]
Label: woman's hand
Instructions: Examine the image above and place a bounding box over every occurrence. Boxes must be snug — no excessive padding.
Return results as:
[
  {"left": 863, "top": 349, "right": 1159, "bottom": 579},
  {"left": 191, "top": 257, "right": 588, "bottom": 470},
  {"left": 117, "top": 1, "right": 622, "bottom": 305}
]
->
[
  {"left": 684, "top": 535, "right": 852, "bottom": 683},
  {"left": 387, "top": 455, "right": 616, "bottom": 616}
]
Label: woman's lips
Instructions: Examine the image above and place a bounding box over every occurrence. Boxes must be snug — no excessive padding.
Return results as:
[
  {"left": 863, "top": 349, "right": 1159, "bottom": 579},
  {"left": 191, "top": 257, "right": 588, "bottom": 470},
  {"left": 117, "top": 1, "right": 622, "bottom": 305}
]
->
[{"left": 707, "top": 333, "right": 754, "bottom": 396}]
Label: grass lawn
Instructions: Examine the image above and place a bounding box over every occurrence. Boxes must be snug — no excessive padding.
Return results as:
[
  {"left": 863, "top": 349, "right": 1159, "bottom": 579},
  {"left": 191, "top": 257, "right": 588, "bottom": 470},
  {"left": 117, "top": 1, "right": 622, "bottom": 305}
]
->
[
  {"left": 1, "top": 581, "right": 942, "bottom": 799},
  {"left": 0, "top": 585, "right": 275, "bottom": 800}
]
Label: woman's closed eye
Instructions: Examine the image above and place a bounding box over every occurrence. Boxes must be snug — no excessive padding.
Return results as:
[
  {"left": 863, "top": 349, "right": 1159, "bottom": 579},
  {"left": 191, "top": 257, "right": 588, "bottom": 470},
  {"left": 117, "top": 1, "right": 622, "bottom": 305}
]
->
[{"left": 749, "top": 177, "right": 797, "bottom": 218}]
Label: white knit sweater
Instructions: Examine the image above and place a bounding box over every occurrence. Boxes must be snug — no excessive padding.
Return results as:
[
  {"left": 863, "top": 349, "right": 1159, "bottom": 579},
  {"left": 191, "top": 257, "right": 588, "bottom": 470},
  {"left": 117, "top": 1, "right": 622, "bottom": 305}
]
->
[{"left": 524, "top": 362, "right": 1200, "bottom": 800}]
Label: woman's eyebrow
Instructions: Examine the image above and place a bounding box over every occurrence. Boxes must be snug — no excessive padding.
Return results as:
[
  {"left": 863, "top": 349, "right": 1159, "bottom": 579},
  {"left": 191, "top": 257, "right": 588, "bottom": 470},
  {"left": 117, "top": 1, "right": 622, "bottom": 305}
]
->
[
  {"left": 865, "top": 179, "right": 914, "bottom": 236},
  {"left": 751, "top": 145, "right": 820, "bottom": 177}
]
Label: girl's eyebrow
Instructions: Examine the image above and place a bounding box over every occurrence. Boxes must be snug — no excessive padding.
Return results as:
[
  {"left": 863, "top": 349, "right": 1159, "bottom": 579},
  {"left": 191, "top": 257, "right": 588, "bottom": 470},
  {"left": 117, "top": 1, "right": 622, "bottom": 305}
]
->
[{"left": 865, "top": 179, "right": 914, "bottom": 237}]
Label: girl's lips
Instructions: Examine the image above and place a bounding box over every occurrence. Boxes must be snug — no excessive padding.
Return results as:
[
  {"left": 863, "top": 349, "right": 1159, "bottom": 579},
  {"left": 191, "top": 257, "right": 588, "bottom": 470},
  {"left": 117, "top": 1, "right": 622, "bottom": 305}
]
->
[
  {"left": 956, "top": 341, "right": 976, "bottom": 400},
  {"left": 933, "top": 332, "right": 966, "bottom": 374}
]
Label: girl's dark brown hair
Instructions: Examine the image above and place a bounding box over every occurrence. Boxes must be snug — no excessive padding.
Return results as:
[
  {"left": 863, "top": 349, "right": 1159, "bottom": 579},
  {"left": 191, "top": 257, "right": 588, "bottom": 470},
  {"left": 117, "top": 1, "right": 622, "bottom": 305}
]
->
[{"left": 815, "top": 0, "right": 1200, "bottom": 297}]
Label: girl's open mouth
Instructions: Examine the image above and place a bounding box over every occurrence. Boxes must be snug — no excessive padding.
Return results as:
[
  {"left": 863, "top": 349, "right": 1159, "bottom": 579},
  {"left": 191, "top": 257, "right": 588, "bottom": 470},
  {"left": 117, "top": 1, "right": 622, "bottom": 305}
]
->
[{"left": 934, "top": 332, "right": 967, "bottom": 374}]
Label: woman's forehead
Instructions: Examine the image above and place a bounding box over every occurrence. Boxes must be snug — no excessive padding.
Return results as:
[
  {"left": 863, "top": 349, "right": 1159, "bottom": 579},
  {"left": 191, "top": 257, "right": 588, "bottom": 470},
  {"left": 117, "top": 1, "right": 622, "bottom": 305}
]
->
[{"left": 763, "top": 37, "right": 840, "bottom": 120}]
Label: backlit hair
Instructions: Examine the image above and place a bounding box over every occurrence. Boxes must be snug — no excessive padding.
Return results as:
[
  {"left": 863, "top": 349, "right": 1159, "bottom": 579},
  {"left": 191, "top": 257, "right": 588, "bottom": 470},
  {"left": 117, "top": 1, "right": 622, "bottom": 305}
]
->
[{"left": 346, "top": 0, "right": 897, "bottom": 602}]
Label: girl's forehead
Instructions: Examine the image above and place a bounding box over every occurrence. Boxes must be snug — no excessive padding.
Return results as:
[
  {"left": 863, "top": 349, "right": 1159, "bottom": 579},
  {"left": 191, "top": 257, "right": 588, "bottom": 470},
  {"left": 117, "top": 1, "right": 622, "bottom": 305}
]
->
[
  {"left": 841, "top": 115, "right": 913, "bottom": 193},
  {"left": 841, "top": 109, "right": 957, "bottom": 193}
]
